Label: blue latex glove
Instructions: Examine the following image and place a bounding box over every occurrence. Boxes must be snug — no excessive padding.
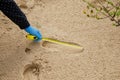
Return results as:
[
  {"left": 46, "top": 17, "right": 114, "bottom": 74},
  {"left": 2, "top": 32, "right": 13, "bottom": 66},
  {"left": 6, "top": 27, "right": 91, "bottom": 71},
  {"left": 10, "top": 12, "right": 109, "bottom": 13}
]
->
[{"left": 25, "top": 26, "right": 42, "bottom": 42}]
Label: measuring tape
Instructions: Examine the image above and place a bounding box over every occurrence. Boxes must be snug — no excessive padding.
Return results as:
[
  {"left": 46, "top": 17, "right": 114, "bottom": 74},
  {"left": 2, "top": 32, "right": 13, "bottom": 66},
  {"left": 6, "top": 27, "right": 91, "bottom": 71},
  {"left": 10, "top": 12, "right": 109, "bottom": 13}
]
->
[
  {"left": 26, "top": 34, "right": 37, "bottom": 40},
  {"left": 26, "top": 34, "right": 84, "bottom": 49}
]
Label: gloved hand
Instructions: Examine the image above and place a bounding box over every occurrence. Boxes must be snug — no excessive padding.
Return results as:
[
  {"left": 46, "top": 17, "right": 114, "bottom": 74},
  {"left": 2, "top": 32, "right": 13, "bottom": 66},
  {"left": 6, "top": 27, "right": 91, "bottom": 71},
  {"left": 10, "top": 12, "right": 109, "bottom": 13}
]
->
[{"left": 25, "top": 26, "right": 42, "bottom": 42}]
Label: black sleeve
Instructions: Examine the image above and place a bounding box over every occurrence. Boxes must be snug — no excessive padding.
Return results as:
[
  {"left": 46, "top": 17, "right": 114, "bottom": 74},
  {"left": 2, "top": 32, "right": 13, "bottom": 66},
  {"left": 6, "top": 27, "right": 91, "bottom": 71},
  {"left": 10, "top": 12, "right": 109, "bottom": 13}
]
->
[{"left": 0, "top": 0, "right": 30, "bottom": 29}]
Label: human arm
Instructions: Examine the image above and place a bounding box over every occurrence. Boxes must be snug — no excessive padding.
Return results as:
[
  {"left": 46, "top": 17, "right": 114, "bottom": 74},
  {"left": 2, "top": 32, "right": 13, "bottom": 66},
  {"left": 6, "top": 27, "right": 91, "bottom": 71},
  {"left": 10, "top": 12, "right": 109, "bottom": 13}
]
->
[{"left": 0, "top": 0, "right": 42, "bottom": 41}]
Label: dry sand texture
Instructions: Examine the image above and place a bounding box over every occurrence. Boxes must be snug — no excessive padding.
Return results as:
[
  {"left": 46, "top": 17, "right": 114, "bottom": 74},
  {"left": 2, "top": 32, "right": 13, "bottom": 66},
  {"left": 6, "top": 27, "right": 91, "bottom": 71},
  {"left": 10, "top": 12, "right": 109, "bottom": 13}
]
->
[{"left": 0, "top": 0, "right": 120, "bottom": 80}]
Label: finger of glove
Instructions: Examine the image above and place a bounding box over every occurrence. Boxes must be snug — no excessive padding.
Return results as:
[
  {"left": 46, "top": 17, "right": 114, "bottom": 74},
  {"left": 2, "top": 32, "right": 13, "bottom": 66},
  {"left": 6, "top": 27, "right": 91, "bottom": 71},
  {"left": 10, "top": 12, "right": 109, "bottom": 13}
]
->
[
  {"left": 37, "top": 31, "right": 42, "bottom": 39},
  {"left": 30, "top": 29, "right": 41, "bottom": 38},
  {"left": 34, "top": 31, "right": 42, "bottom": 42}
]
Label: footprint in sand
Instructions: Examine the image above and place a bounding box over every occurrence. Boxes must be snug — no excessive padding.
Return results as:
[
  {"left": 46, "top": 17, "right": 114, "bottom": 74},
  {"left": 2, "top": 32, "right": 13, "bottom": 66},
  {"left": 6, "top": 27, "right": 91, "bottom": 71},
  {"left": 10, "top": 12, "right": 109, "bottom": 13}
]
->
[
  {"left": 23, "top": 63, "right": 40, "bottom": 80},
  {"left": 41, "top": 41, "right": 53, "bottom": 48},
  {"left": 41, "top": 41, "right": 60, "bottom": 52},
  {"left": 23, "top": 59, "right": 51, "bottom": 80}
]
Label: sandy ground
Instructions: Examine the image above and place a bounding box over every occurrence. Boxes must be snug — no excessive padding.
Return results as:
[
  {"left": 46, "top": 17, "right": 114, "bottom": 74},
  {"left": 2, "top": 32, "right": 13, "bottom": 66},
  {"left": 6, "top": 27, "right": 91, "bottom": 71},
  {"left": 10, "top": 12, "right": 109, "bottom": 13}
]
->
[{"left": 0, "top": 0, "right": 120, "bottom": 80}]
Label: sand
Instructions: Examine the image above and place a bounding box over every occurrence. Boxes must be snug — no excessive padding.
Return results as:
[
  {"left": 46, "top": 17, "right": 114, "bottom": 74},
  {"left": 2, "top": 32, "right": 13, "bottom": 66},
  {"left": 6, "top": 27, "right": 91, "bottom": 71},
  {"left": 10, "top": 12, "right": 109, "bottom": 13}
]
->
[{"left": 0, "top": 0, "right": 120, "bottom": 80}]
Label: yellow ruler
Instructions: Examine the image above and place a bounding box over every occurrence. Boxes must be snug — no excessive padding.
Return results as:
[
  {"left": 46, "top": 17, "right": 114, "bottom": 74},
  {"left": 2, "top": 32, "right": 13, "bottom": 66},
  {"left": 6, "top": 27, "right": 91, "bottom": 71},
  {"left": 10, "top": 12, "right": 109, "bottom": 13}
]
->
[{"left": 26, "top": 34, "right": 84, "bottom": 49}]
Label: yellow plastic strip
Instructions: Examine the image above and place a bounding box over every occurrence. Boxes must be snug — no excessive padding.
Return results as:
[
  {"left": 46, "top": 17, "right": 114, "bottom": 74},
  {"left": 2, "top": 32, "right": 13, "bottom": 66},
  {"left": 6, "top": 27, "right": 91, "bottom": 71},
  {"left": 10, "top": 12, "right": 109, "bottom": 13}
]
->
[
  {"left": 26, "top": 34, "right": 83, "bottom": 49},
  {"left": 42, "top": 38, "right": 83, "bottom": 49}
]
